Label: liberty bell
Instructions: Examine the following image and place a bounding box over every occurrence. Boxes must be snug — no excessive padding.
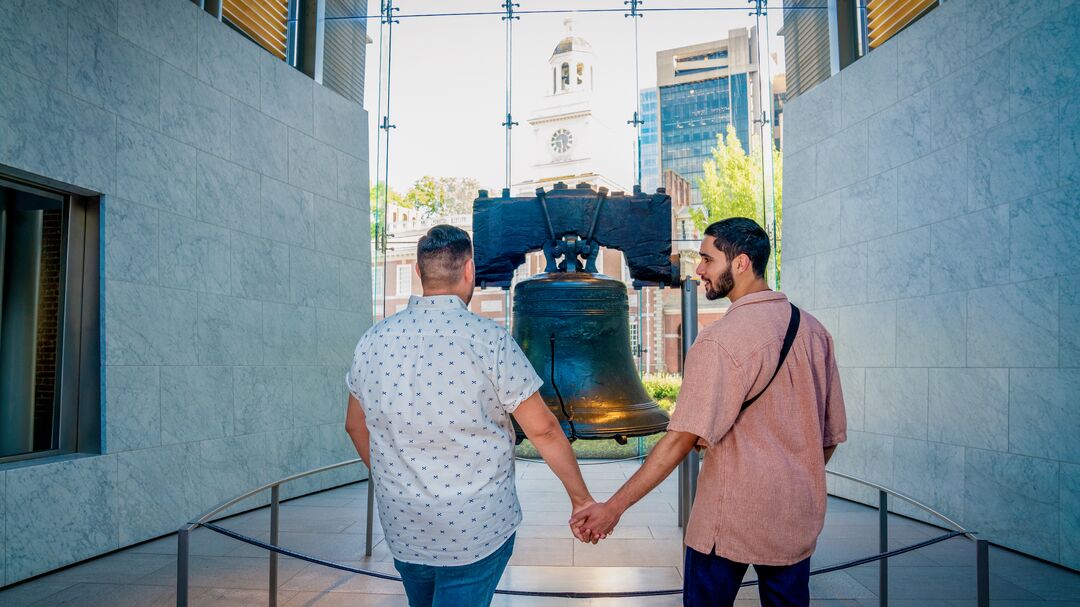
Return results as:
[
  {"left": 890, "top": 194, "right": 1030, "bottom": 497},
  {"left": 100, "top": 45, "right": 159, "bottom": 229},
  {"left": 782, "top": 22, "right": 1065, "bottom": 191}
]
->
[
  {"left": 471, "top": 183, "right": 680, "bottom": 444},
  {"left": 512, "top": 270, "right": 669, "bottom": 444}
]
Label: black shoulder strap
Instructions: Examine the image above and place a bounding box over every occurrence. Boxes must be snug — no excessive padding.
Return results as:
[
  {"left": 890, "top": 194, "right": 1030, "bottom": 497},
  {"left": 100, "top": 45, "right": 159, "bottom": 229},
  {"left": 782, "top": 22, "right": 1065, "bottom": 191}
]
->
[{"left": 740, "top": 303, "right": 800, "bottom": 412}]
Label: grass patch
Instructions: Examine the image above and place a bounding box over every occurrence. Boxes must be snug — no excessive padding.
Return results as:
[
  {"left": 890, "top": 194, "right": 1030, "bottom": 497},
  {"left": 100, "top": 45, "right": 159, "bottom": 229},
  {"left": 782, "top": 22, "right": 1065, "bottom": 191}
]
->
[
  {"left": 515, "top": 433, "right": 665, "bottom": 460},
  {"left": 514, "top": 373, "right": 681, "bottom": 459},
  {"left": 642, "top": 372, "right": 682, "bottom": 401}
]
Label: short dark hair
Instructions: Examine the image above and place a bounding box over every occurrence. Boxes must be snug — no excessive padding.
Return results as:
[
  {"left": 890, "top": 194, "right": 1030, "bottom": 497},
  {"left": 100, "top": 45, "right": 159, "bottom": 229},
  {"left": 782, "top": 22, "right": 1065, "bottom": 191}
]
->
[
  {"left": 703, "top": 218, "right": 771, "bottom": 278},
  {"left": 417, "top": 224, "right": 473, "bottom": 286}
]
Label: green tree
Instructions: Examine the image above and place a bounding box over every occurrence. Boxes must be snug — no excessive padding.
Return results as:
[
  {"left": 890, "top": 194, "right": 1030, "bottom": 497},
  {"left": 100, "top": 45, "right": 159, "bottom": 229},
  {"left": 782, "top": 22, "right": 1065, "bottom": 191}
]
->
[
  {"left": 692, "top": 125, "right": 783, "bottom": 272},
  {"left": 369, "top": 181, "right": 405, "bottom": 239},
  {"left": 404, "top": 176, "right": 483, "bottom": 218},
  {"left": 370, "top": 181, "right": 405, "bottom": 208},
  {"left": 404, "top": 175, "right": 440, "bottom": 216},
  {"left": 435, "top": 176, "right": 483, "bottom": 216}
]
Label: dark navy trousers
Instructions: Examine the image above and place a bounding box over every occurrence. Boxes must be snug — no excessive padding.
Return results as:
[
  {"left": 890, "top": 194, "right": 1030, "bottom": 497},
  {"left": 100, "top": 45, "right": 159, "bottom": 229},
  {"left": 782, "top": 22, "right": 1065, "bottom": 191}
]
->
[{"left": 683, "top": 547, "right": 811, "bottom": 607}]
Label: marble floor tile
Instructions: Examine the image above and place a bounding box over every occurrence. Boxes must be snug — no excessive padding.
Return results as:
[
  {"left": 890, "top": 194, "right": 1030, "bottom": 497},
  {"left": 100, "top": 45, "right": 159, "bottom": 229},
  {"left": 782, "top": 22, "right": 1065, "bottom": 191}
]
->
[
  {"left": 498, "top": 565, "right": 683, "bottom": 594},
  {"left": 573, "top": 538, "right": 684, "bottom": 567},
  {"left": 990, "top": 564, "right": 1080, "bottom": 601},
  {"left": 189, "top": 586, "right": 299, "bottom": 606},
  {"left": 281, "top": 560, "right": 404, "bottom": 594},
  {"left": 0, "top": 581, "right": 74, "bottom": 606},
  {"left": 491, "top": 596, "right": 573, "bottom": 607},
  {"left": 27, "top": 582, "right": 174, "bottom": 606},
  {"left": 223, "top": 532, "right": 374, "bottom": 562},
  {"left": 46, "top": 553, "right": 175, "bottom": 585},
  {"left": 649, "top": 525, "right": 685, "bottom": 540},
  {"left": 516, "top": 524, "right": 580, "bottom": 540},
  {"left": 283, "top": 591, "right": 410, "bottom": 606},
  {"left": 507, "top": 538, "right": 575, "bottom": 566},
  {"left": 139, "top": 555, "right": 308, "bottom": 590},
  {"left": 851, "top": 596, "right": 954, "bottom": 600},
  {"left": 845, "top": 565, "right": 1041, "bottom": 601}
]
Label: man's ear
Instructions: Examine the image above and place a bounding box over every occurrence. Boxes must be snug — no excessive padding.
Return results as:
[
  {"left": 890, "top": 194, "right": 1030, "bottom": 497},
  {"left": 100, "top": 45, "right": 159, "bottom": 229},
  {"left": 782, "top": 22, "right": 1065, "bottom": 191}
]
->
[
  {"left": 734, "top": 253, "right": 751, "bottom": 275},
  {"left": 463, "top": 258, "right": 475, "bottom": 285}
]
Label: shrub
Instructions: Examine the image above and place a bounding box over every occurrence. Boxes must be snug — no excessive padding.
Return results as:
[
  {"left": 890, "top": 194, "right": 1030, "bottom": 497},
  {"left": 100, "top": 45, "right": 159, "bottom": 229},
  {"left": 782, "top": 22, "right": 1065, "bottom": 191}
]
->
[
  {"left": 656, "top": 398, "right": 675, "bottom": 413},
  {"left": 642, "top": 372, "right": 682, "bottom": 400}
]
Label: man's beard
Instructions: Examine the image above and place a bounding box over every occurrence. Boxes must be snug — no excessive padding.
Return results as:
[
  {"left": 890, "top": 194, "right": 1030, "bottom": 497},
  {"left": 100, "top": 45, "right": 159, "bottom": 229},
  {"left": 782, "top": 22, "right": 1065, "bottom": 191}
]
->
[{"left": 704, "top": 267, "right": 735, "bottom": 300}]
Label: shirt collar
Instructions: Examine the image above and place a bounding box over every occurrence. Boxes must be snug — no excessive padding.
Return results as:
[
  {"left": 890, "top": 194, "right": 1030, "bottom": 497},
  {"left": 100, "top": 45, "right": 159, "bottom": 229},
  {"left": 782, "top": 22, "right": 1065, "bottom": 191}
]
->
[
  {"left": 725, "top": 289, "right": 787, "bottom": 314},
  {"left": 408, "top": 294, "right": 468, "bottom": 310}
]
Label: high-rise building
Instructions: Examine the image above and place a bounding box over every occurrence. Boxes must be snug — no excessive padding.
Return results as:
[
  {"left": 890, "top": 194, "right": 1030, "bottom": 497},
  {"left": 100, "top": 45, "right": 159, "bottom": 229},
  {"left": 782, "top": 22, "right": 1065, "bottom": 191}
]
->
[
  {"left": 655, "top": 29, "right": 760, "bottom": 204},
  {"left": 638, "top": 88, "right": 660, "bottom": 194}
]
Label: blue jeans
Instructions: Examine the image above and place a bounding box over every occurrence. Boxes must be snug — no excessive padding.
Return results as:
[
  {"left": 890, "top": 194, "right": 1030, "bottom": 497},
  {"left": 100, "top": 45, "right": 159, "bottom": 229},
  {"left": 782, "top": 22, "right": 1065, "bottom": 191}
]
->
[
  {"left": 393, "top": 534, "right": 515, "bottom": 607},
  {"left": 684, "top": 547, "right": 811, "bottom": 607}
]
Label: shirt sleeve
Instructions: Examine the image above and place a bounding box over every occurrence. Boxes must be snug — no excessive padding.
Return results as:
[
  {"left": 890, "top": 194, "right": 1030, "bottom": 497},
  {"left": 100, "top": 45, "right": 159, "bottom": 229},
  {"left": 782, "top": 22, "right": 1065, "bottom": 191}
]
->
[
  {"left": 345, "top": 333, "right": 368, "bottom": 399},
  {"left": 666, "top": 337, "right": 747, "bottom": 447},
  {"left": 822, "top": 333, "right": 847, "bottom": 447},
  {"left": 492, "top": 331, "right": 543, "bottom": 413}
]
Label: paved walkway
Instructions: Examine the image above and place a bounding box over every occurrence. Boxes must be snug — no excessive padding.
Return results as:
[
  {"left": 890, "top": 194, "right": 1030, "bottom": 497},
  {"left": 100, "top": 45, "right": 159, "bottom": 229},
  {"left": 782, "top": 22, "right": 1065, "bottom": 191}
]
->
[{"left": 1, "top": 458, "right": 1078, "bottom": 606}]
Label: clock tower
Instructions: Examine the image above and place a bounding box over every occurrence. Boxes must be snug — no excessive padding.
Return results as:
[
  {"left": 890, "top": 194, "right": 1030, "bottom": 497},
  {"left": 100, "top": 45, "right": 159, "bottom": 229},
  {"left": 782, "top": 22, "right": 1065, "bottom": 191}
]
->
[{"left": 514, "top": 19, "right": 625, "bottom": 194}]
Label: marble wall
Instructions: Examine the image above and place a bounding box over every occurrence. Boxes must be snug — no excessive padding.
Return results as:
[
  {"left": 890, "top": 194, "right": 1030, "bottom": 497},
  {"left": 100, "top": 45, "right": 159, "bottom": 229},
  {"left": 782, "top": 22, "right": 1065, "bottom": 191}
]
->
[
  {"left": 783, "top": 0, "right": 1080, "bottom": 570},
  {"left": 0, "top": 0, "right": 371, "bottom": 586}
]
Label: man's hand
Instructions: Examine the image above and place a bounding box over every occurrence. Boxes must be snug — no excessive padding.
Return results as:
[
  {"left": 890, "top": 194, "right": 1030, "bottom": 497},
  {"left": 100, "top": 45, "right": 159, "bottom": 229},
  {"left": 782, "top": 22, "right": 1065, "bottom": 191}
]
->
[
  {"left": 569, "top": 498, "right": 598, "bottom": 542},
  {"left": 570, "top": 501, "right": 623, "bottom": 543},
  {"left": 568, "top": 430, "right": 700, "bottom": 544}
]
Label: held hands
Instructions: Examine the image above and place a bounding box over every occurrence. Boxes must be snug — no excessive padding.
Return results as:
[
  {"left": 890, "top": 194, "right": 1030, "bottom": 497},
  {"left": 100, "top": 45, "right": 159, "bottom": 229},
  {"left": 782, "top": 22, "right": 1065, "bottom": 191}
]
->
[
  {"left": 568, "top": 500, "right": 622, "bottom": 544},
  {"left": 568, "top": 498, "right": 597, "bottom": 543}
]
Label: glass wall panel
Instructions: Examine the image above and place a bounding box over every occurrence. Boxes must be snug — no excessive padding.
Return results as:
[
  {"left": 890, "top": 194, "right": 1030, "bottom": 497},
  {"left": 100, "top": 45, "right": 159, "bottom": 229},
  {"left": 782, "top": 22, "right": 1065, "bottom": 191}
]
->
[{"left": 361, "top": 0, "right": 789, "bottom": 408}]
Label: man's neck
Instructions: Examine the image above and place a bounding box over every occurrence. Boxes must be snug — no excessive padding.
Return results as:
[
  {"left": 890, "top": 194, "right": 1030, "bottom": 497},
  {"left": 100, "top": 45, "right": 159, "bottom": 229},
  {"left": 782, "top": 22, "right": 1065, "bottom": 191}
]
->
[
  {"left": 422, "top": 286, "right": 469, "bottom": 303},
  {"left": 727, "top": 280, "right": 771, "bottom": 304}
]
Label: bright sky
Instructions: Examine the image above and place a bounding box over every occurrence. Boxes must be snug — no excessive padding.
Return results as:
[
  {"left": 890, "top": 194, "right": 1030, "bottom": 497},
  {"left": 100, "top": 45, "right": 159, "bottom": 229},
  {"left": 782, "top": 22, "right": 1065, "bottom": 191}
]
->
[{"left": 361, "top": 1, "right": 787, "bottom": 193}]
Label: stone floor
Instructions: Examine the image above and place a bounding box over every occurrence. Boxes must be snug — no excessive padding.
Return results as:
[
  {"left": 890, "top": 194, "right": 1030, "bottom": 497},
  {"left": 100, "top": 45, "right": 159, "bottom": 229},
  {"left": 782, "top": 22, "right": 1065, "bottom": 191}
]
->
[{"left": 1, "top": 458, "right": 1078, "bottom": 606}]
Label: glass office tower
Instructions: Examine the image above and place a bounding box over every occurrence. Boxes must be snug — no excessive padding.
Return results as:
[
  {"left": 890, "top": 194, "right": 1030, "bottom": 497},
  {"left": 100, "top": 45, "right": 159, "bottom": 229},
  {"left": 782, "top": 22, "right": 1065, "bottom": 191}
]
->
[
  {"left": 639, "top": 88, "right": 660, "bottom": 194},
  {"left": 656, "top": 29, "right": 758, "bottom": 205}
]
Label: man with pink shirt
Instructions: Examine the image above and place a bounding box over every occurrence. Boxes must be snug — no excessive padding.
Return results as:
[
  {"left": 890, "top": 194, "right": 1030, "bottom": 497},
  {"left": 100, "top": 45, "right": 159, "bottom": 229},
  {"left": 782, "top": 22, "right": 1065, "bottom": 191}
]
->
[{"left": 571, "top": 217, "right": 846, "bottom": 607}]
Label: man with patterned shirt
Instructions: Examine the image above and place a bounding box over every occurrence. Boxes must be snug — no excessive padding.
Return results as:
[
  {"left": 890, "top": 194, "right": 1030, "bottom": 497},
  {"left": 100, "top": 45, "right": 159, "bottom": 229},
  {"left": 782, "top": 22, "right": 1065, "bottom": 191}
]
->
[{"left": 345, "top": 224, "right": 594, "bottom": 607}]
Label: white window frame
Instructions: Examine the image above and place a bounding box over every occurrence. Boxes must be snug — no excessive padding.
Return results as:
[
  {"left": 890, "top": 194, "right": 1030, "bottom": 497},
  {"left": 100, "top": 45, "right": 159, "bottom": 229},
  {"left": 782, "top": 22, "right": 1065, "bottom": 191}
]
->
[{"left": 396, "top": 264, "right": 413, "bottom": 296}]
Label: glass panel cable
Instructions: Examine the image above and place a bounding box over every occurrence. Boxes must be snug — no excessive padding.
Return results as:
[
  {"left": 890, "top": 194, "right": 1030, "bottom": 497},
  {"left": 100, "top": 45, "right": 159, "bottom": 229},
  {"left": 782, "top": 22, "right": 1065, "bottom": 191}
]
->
[{"left": 372, "top": 1, "right": 397, "bottom": 323}]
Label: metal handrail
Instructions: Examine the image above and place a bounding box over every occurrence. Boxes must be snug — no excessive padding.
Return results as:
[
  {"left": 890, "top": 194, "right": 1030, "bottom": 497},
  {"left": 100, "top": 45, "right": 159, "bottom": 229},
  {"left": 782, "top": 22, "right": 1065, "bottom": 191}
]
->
[
  {"left": 176, "top": 456, "right": 991, "bottom": 607},
  {"left": 184, "top": 459, "right": 367, "bottom": 528},
  {"left": 825, "top": 469, "right": 975, "bottom": 541}
]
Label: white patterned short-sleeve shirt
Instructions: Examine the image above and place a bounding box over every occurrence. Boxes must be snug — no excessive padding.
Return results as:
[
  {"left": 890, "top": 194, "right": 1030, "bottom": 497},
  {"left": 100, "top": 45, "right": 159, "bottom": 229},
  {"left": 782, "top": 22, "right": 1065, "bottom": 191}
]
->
[{"left": 346, "top": 294, "right": 542, "bottom": 565}]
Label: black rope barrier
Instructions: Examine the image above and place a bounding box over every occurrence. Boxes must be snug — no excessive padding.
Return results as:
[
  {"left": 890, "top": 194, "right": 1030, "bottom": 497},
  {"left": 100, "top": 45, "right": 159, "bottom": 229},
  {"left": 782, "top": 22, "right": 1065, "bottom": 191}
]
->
[{"left": 199, "top": 522, "right": 969, "bottom": 599}]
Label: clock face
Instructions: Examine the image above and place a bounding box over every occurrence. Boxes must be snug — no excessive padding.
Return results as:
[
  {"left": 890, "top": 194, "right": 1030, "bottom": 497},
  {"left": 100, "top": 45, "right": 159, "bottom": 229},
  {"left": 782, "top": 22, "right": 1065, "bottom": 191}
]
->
[{"left": 550, "top": 128, "right": 574, "bottom": 155}]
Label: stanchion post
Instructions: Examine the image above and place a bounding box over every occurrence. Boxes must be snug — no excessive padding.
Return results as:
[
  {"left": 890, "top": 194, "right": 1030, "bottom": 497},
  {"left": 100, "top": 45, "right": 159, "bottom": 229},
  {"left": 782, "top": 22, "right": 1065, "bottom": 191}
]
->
[
  {"left": 176, "top": 527, "right": 190, "bottom": 607},
  {"left": 366, "top": 470, "right": 376, "bottom": 556},
  {"left": 270, "top": 485, "right": 280, "bottom": 607},
  {"left": 976, "top": 539, "right": 990, "bottom": 607},
  {"left": 879, "top": 489, "right": 888, "bottom": 607},
  {"left": 677, "top": 459, "right": 687, "bottom": 528},
  {"left": 688, "top": 450, "right": 699, "bottom": 503},
  {"left": 678, "top": 278, "right": 699, "bottom": 532}
]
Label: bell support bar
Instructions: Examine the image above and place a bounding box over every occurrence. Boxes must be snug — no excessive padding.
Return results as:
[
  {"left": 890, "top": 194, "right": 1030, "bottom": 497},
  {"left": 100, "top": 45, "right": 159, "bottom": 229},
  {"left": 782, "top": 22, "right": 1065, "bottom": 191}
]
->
[{"left": 472, "top": 182, "right": 680, "bottom": 289}]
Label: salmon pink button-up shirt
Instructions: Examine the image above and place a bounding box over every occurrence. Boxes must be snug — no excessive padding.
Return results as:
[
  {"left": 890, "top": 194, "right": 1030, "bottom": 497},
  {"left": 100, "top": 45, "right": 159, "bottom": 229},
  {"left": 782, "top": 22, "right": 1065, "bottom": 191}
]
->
[{"left": 667, "top": 290, "right": 846, "bottom": 566}]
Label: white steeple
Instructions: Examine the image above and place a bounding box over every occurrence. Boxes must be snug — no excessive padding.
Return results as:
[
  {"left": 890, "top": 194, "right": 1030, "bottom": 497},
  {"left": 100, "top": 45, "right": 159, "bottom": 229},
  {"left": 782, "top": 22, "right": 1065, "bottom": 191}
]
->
[
  {"left": 548, "top": 19, "right": 594, "bottom": 95},
  {"left": 512, "top": 19, "right": 626, "bottom": 196}
]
